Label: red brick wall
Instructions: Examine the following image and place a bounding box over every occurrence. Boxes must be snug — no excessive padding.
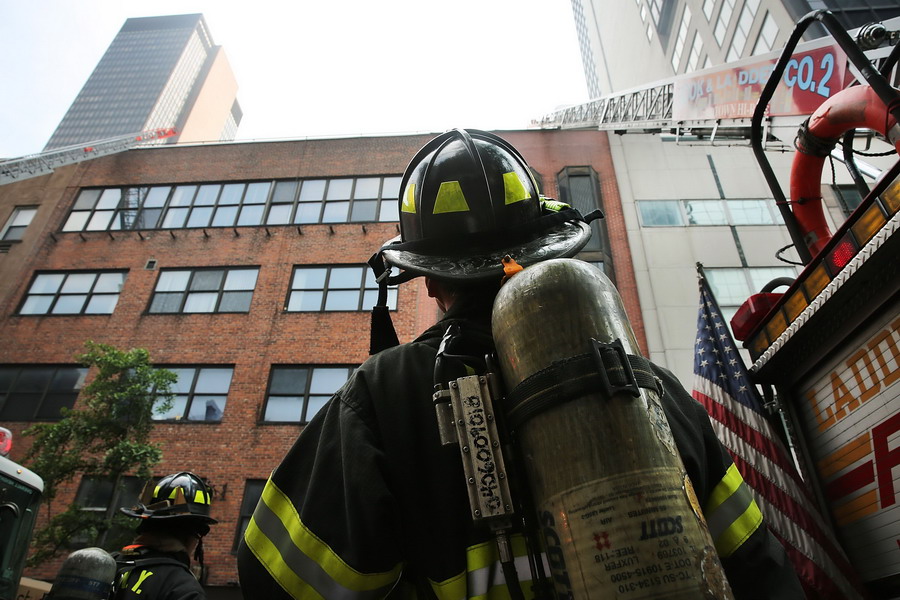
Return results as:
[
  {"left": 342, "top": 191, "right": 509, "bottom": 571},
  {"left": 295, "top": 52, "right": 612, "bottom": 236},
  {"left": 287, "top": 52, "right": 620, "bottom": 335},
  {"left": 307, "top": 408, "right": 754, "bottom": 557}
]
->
[{"left": 0, "top": 129, "right": 642, "bottom": 585}]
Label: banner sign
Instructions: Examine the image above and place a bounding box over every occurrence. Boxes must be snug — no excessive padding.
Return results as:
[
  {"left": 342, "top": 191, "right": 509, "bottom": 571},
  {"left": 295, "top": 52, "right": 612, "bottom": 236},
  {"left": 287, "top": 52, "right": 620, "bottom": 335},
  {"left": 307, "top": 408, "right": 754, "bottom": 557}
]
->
[{"left": 672, "top": 44, "right": 855, "bottom": 121}]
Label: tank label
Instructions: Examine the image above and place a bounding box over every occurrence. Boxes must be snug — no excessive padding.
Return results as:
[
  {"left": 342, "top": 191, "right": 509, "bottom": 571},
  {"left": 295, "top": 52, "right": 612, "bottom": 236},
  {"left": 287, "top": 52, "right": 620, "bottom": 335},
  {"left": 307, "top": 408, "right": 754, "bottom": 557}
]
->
[{"left": 542, "top": 467, "right": 727, "bottom": 599}]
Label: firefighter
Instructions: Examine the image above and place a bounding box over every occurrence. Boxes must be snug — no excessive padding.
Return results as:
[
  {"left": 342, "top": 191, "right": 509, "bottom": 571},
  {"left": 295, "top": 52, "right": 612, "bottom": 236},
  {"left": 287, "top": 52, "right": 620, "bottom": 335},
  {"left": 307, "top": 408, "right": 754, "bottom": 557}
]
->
[
  {"left": 237, "top": 129, "right": 802, "bottom": 599},
  {"left": 112, "top": 472, "right": 217, "bottom": 600}
]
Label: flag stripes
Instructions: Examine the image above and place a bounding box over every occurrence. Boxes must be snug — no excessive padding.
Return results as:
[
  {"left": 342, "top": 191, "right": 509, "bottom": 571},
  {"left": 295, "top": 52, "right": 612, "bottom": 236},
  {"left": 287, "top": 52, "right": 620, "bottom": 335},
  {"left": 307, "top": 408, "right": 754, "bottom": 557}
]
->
[{"left": 691, "top": 278, "right": 865, "bottom": 599}]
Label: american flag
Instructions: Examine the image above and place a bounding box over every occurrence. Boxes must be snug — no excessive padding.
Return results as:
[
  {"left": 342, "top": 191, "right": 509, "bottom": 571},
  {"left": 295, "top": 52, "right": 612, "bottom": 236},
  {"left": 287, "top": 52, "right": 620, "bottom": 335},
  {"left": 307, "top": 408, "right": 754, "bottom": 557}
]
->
[{"left": 691, "top": 275, "right": 865, "bottom": 599}]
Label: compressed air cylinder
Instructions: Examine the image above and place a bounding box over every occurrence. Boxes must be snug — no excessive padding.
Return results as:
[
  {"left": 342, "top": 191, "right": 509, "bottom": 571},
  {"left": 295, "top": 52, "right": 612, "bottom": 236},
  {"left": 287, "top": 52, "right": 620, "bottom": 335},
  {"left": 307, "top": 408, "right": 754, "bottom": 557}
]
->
[
  {"left": 47, "top": 547, "right": 117, "bottom": 600},
  {"left": 492, "top": 259, "right": 733, "bottom": 599}
]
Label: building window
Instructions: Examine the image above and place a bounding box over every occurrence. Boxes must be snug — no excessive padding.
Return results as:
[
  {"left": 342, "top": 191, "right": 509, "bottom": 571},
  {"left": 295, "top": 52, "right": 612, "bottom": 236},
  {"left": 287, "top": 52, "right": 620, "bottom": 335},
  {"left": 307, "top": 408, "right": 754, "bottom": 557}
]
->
[
  {"left": 286, "top": 265, "right": 396, "bottom": 312},
  {"left": 62, "top": 176, "right": 403, "bottom": 232},
  {"left": 0, "top": 365, "right": 88, "bottom": 421},
  {"left": 262, "top": 365, "right": 355, "bottom": 423},
  {"left": 713, "top": 0, "right": 736, "bottom": 46},
  {"left": 833, "top": 185, "right": 864, "bottom": 216},
  {"left": 73, "top": 475, "right": 145, "bottom": 548},
  {"left": 637, "top": 199, "right": 779, "bottom": 226},
  {"left": 751, "top": 12, "right": 779, "bottom": 56},
  {"left": 648, "top": 0, "right": 663, "bottom": 24},
  {"left": 19, "top": 271, "right": 127, "bottom": 315},
  {"left": 557, "top": 167, "right": 615, "bottom": 283},
  {"left": 638, "top": 200, "right": 684, "bottom": 226},
  {"left": 702, "top": 0, "right": 715, "bottom": 20},
  {"left": 705, "top": 266, "right": 797, "bottom": 327},
  {"left": 726, "top": 0, "right": 759, "bottom": 62},
  {"left": 1, "top": 207, "right": 38, "bottom": 241},
  {"left": 149, "top": 267, "right": 259, "bottom": 314},
  {"left": 671, "top": 6, "right": 692, "bottom": 72},
  {"left": 687, "top": 32, "right": 703, "bottom": 72},
  {"left": 233, "top": 480, "right": 265, "bottom": 552},
  {"left": 152, "top": 366, "right": 233, "bottom": 422}
]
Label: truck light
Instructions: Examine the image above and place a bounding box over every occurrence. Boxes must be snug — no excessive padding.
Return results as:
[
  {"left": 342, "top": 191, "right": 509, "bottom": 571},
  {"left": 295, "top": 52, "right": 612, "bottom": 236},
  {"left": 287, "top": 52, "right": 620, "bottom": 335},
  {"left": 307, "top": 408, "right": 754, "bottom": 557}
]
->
[
  {"left": 764, "top": 309, "right": 789, "bottom": 341},
  {"left": 803, "top": 263, "right": 831, "bottom": 300},
  {"left": 784, "top": 289, "right": 809, "bottom": 322},
  {"left": 749, "top": 331, "right": 770, "bottom": 357},
  {"left": 851, "top": 203, "right": 887, "bottom": 246},
  {"left": 882, "top": 179, "right": 900, "bottom": 214},
  {"left": 825, "top": 233, "right": 858, "bottom": 276},
  {"left": 0, "top": 427, "right": 11, "bottom": 456},
  {"left": 730, "top": 292, "right": 783, "bottom": 341}
]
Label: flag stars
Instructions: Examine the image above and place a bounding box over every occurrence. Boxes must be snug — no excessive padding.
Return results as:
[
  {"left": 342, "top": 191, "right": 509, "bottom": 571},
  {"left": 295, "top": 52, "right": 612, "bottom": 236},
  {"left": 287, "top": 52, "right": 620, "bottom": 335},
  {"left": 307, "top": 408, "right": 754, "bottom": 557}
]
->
[{"left": 700, "top": 359, "right": 709, "bottom": 367}]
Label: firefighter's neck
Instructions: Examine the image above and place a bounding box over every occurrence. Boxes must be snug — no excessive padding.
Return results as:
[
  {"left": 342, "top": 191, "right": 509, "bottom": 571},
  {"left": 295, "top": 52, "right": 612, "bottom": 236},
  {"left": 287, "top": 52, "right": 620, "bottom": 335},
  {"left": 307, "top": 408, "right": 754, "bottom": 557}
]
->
[{"left": 425, "top": 277, "right": 458, "bottom": 313}]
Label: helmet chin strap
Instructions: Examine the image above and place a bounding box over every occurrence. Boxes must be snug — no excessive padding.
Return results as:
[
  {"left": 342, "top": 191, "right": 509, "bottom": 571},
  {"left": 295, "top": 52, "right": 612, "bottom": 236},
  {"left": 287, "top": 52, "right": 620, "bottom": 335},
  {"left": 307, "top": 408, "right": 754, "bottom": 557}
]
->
[{"left": 367, "top": 252, "right": 403, "bottom": 354}]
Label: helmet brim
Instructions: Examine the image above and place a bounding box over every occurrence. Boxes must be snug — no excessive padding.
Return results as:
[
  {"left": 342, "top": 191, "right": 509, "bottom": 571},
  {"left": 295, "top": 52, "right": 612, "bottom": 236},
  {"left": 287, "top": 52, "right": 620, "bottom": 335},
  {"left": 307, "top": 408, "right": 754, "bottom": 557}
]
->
[
  {"left": 119, "top": 506, "right": 218, "bottom": 525},
  {"left": 382, "top": 220, "right": 591, "bottom": 282}
]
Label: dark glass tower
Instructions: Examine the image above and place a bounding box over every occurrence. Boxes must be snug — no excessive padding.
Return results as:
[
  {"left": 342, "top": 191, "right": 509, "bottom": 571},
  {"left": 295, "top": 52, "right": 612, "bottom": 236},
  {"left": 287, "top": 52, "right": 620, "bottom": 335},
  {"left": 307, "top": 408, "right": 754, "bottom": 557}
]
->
[{"left": 45, "top": 14, "right": 241, "bottom": 150}]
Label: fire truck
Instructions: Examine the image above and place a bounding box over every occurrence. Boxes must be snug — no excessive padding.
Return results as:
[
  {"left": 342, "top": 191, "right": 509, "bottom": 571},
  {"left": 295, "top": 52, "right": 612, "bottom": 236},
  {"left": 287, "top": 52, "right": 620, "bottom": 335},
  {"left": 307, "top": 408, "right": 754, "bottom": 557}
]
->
[
  {"left": 539, "top": 10, "right": 899, "bottom": 597},
  {"left": 735, "top": 13, "right": 900, "bottom": 598},
  {"left": 0, "top": 428, "right": 43, "bottom": 600}
]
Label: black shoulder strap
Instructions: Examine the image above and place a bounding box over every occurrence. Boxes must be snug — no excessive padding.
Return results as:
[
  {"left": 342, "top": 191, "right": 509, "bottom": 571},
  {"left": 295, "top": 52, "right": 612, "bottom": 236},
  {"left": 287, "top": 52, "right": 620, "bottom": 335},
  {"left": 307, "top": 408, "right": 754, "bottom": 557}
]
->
[{"left": 117, "top": 555, "right": 192, "bottom": 573}]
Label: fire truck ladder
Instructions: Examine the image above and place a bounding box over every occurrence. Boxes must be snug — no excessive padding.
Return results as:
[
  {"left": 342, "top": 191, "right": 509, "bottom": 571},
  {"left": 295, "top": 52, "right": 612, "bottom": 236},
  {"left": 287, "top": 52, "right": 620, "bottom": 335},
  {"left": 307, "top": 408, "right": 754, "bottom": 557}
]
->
[
  {"left": 0, "top": 128, "right": 177, "bottom": 186},
  {"left": 534, "top": 18, "right": 898, "bottom": 143}
]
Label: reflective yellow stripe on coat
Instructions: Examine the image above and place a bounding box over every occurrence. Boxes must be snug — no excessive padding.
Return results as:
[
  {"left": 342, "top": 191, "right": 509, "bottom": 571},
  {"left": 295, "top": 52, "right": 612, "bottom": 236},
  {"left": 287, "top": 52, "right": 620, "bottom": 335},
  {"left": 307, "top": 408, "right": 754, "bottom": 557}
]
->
[
  {"left": 704, "top": 464, "right": 763, "bottom": 558},
  {"left": 243, "top": 478, "right": 401, "bottom": 600},
  {"left": 430, "top": 535, "right": 539, "bottom": 600}
]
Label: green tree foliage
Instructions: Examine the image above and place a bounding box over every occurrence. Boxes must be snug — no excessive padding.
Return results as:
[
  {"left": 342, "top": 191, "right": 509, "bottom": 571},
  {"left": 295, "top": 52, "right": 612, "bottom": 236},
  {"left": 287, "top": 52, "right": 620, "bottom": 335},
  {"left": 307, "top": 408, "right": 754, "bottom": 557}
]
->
[{"left": 23, "top": 342, "right": 176, "bottom": 566}]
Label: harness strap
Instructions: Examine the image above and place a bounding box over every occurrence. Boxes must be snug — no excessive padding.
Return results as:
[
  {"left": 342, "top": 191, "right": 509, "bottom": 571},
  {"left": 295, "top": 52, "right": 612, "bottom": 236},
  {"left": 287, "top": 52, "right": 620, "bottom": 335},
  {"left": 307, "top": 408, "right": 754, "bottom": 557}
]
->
[{"left": 503, "top": 339, "right": 660, "bottom": 430}]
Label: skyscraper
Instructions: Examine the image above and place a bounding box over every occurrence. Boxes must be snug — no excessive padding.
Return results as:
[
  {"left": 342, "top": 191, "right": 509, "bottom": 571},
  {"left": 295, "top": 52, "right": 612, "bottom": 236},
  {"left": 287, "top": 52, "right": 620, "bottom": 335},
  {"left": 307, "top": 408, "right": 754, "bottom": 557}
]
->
[{"left": 44, "top": 14, "right": 242, "bottom": 150}]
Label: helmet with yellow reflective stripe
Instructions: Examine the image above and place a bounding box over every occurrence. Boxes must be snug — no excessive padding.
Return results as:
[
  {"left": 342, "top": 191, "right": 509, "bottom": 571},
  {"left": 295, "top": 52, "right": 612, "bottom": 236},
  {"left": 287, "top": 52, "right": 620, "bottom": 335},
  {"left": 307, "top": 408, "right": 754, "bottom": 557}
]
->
[
  {"left": 380, "top": 129, "right": 592, "bottom": 282},
  {"left": 120, "top": 471, "right": 217, "bottom": 532}
]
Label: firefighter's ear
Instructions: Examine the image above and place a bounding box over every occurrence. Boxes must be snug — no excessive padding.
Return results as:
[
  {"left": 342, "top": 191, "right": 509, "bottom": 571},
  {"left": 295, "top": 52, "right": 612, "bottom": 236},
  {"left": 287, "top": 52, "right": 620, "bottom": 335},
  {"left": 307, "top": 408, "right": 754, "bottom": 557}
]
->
[{"left": 425, "top": 278, "right": 455, "bottom": 312}]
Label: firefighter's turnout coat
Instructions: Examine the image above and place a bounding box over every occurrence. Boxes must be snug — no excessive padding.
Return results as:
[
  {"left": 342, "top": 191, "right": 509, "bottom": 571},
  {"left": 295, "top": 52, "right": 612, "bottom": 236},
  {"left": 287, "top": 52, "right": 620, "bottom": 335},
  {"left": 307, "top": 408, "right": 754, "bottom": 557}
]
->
[
  {"left": 112, "top": 543, "right": 205, "bottom": 600},
  {"left": 237, "top": 298, "right": 802, "bottom": 599}
]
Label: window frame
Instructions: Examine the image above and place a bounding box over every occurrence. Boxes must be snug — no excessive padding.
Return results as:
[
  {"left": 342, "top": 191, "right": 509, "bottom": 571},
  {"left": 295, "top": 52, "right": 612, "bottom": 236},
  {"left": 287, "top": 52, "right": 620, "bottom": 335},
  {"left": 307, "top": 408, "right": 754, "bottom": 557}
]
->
[
  {"left": 232, "top": 479, "right": 266, "bottom": 553},
  {"left": 0, "top": 365, "right": 89, "bottom": 421},
  {"left": 1, "top": 206, "right": 38, "bottom": 241},
  {"left": 18, "top": 270, "right": 127, "bottom": 316},
  {"left": 261, "top": 365, "right": 356, "bottom": 424},
  {"left": 637, "top": 198, "right": 780, "bottom": 227},
  {"left": 73, "top": 475, "right": 147, "bottom": 548},
  {"left": 557, "top": 166, "right": 616, "bottom": 284},
  {"left": 285, "top": 265, "right": 397, "bottom": 313},
  {"left": 61, "top": 176, "right": 403, "bottom": 233},
  {"left": 151, "top": 365, "right": 234, "bottom": 423},
  {"left": 147, "top": 267, "right": 259, "bottom": 314}
]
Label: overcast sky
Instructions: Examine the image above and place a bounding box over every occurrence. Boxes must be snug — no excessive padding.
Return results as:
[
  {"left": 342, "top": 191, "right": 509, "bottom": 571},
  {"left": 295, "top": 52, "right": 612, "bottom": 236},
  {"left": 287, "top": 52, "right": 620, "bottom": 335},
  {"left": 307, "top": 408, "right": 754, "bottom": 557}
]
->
[{"left": 0, "top": 0, "right": 589, "bottom": 158}]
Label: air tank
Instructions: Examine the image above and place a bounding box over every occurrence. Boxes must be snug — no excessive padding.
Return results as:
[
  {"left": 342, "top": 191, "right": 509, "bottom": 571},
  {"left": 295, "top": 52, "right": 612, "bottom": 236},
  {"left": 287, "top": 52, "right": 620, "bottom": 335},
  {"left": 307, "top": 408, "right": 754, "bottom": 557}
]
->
[{"left": 492, "top": 259, "right": 732, "bottom": 599}]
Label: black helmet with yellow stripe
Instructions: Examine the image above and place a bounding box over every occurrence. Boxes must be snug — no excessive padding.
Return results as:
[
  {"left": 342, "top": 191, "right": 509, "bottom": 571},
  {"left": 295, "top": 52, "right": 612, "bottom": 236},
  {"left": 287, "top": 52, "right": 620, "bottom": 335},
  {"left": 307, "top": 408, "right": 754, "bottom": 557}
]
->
[
  {"left": 120, "top": 471, "right": 217, "bottom": 534},
  {"left": 377, "top": 129, "right": 592, "bottom": 282}
]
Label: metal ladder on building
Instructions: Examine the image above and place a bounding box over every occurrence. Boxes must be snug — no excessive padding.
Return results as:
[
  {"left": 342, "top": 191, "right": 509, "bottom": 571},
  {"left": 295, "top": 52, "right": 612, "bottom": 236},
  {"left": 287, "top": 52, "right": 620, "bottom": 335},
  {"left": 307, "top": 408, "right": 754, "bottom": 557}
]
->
[{"left": 0, "top": 128, "right": 177, "bottom": 186}]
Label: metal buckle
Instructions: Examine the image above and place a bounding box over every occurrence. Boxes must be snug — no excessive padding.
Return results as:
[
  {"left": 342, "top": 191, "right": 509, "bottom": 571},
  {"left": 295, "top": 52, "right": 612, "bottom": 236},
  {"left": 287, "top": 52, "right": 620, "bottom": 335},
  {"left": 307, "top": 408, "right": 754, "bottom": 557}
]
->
[{"left": 590, "top": 338, "right": 641, "bottom": 398}]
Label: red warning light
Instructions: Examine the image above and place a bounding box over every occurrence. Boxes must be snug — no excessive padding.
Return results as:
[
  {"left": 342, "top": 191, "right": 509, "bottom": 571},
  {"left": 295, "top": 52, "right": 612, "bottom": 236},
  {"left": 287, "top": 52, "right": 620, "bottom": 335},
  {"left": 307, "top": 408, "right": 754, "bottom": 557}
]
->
[
  {"left": 825, "top": 235, "right": 857, "bottom": 276},
  {"left": 0, "top": 427, "right": 11, "bottom": 456}
]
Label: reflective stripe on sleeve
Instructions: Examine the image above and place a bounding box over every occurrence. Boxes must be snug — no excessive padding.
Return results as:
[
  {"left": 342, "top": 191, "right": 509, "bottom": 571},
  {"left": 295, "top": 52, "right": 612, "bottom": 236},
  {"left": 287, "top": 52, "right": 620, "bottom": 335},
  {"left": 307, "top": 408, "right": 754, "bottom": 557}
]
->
[
  {"left": 429, "top": 535, "right": 539, "bottom": 600},
  {"left": 704, "top": 464, "right": 763, "bottom": 558},
  {"left": 243, "top": 477, "right": 401, "bottom": 599}
]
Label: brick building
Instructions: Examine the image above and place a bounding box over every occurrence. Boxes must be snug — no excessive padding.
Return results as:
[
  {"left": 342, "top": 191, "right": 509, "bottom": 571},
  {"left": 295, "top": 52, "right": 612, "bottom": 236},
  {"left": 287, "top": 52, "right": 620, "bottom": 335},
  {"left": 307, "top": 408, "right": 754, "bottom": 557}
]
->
[{"left": 0, "top": 129, "right": 641, "bottom": 597}]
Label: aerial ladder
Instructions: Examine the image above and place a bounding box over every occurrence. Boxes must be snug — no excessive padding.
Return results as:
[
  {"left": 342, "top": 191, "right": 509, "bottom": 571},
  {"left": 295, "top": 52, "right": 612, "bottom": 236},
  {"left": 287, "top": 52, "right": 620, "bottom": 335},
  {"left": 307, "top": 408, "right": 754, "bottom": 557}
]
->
[
  {"left": 534, "top": 17, "right": 898, "bottom": 147},
  {"left": 0, "top": 127, "right": 177, "bottom": 186}
]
